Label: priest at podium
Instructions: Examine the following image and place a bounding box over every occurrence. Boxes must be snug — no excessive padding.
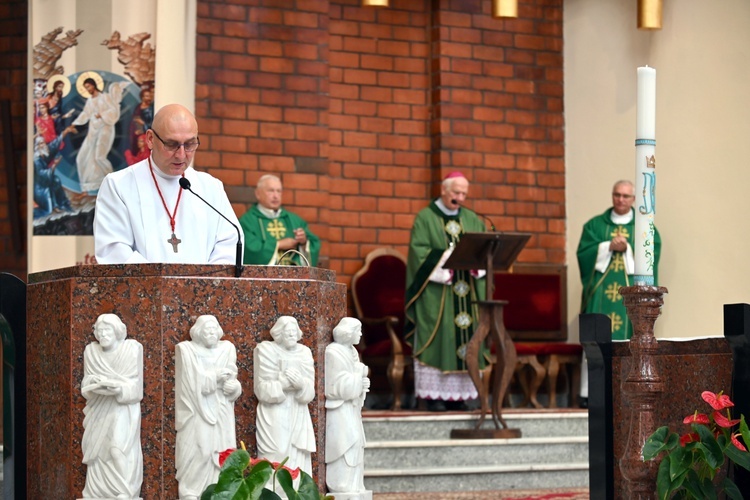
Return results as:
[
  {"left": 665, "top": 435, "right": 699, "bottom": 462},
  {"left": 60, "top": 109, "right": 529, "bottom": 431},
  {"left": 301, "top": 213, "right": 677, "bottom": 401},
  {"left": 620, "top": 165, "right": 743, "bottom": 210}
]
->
[
  {"left": 405, "top": 171, "right": 489, "bottom": 411},
  {"left": 93, "top": 104, "right": 242, "bottom": 264}
]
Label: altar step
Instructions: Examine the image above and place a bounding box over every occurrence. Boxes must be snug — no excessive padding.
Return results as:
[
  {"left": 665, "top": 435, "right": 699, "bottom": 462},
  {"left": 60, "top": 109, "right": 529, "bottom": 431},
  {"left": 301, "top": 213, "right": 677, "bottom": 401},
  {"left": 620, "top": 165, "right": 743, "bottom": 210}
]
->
[{"left": 362, "top": 409, "right": 589, "bottom": 494}]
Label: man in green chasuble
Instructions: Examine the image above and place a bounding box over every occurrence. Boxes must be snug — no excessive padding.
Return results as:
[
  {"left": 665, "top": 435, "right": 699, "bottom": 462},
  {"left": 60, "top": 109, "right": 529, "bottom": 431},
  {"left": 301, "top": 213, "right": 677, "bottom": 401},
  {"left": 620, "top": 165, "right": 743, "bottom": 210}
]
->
[
  {"left": 405, "top": 172, "right": 488, "bottom": 411},
  {"left": 577, "top": 180, "right": 662, "bottom": 341},
  {"left": 239, "top": 175, "right": 320, "bottom": 267}
]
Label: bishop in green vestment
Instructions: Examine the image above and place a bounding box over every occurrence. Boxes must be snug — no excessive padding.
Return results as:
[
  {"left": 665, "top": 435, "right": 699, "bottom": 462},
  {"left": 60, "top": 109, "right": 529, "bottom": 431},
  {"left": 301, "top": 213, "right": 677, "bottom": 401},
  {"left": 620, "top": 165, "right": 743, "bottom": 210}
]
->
[
  {"left": 577, "top": 180, "right": 661, "bottom": 340},
  {"left": 239, "top": 175, "right": 320, "bottom": 266},
  {"left": 405, "top": 172, "right": 489, "bottom": 403}
]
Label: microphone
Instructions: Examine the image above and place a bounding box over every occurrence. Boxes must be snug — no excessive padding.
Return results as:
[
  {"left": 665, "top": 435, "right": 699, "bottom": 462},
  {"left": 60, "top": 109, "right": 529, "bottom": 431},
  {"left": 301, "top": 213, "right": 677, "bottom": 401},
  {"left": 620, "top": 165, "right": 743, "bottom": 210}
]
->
[
  {"left": 179, "top": 177, "right": 244, "bottom": 278},
  {"left": 453, "top": 199, "right": 496, "bottom": 231}
]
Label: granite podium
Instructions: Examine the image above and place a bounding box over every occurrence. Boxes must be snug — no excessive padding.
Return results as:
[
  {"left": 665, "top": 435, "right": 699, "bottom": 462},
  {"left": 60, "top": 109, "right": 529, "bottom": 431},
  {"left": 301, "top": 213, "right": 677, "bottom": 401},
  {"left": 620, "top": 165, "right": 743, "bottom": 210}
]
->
[{"left": 26, "top": 264, "right": 345, "bottom": 499}]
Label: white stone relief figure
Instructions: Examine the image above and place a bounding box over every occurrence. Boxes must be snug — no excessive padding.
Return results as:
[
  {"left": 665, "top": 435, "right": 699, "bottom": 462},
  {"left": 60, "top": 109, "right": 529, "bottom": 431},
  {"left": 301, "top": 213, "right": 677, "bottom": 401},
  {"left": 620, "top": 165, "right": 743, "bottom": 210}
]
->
[
  {"left": 325, "top": 318, "right": 372, "bottom": 500},
  {"left": 254, "top": 316, "right": 316, "bottom": 484},
  {"left": 175, "top": 315, "right": 242, "bottom": 500},
  {"left": 81, "top": 313, "right": 143, "bottom": 500}
]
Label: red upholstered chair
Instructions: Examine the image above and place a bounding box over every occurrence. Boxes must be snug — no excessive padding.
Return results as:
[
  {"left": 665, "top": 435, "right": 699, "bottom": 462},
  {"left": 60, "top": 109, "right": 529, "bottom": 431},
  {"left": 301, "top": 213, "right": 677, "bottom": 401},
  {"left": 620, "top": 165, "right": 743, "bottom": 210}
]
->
[
  {"left": 494, "top": 264, "right": 582, "bottom": 408},
  {"left": 351, "top": 248, "right": 412, "bottom": 410}
]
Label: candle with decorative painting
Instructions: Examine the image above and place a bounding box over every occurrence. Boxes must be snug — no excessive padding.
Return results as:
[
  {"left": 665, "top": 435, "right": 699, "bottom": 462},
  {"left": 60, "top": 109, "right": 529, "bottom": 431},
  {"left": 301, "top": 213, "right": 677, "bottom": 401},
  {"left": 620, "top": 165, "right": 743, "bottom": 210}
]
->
[{"left": 634, "top": 66, "right": 656, "bottom": 284}]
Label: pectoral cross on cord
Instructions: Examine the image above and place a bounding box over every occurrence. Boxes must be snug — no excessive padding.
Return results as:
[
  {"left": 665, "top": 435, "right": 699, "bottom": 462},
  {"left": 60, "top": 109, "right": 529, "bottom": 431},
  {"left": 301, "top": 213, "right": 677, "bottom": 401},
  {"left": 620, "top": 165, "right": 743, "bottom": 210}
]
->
[{"left": 149, "top": 157, "right": 184, "bottom": 253}]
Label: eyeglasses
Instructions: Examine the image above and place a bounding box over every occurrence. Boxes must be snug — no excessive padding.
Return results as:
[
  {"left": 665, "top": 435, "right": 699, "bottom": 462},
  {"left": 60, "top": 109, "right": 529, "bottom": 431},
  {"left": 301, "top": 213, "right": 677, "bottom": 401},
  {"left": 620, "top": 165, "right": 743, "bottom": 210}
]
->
[
  {"left": 151, "top": 129, "right": 200, "bottom": 153},
  {"left": 612, "top": 193, "right": 634, "bottom": 199}
]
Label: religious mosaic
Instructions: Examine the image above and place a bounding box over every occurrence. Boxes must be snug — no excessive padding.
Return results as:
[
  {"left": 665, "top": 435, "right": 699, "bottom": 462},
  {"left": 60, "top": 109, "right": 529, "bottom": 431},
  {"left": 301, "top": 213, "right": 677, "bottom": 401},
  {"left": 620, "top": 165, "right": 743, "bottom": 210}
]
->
[{"left": 31, "top": 27, "right": 156, "bottom": 236}]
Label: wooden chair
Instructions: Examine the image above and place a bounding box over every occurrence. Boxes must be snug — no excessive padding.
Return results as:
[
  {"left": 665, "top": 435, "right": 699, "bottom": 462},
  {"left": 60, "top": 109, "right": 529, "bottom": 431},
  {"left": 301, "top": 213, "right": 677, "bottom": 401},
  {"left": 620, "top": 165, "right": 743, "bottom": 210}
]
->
[{"left": 351, "top": 248, "right": 412, "bottom": 410}]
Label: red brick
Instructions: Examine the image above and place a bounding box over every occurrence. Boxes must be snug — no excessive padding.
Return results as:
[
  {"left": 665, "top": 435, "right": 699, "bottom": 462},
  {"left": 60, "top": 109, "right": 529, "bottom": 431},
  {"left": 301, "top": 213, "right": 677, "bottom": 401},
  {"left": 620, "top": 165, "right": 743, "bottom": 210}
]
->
[
  {"left": 284, "top": 141, "right": 319, "bottom": 157},
  {"left": 361, "top": 149, "right": 394, "bottom": 164},
  {"left": 343, "top": 68, "right": 377, "bottom": 85},
  {"left": 343, "top": 163, "right": 377, "bottom": 179},
  {"left": 343, "top": 131, "right": 377, "bottom": 148},
  {"left": 248, "top": 105, "right": 283, "bottom": 122},
  {"left": 296, "top": 125, "right": 328, "bottom": 141},
  {"left": 259, "top": 155, "right": 295, "bottom": 172},
  {"left": 360, "top": 117, "right": 393, "bottom": 133},
  {"left": 260, "top": 57, "right": 295, "bottom": 73},
  {"left": 330, "top": 51, "right": 360, "bottom": 68},
  {"left": 394, "top": 57, "right": 427, "bottom": 73},
  {"left": 361, "top": 86, "right": 393, "bottom": 103},
  {"left": 344, "top": 196, "right": 378, "bottom": 212},
  {"left": 260, "top": 122, "right": 296, "bottom": 139},
  {"left": 343, "top": 36, "right": 377, "bottom": 53},
  {"left": 330, "top": 20, "right": 360, "bottom": 36},
  {"left": 211, "top": 37, "right": 247, "bottom": 53},
  {"left": 223, "top": 120, "right": 259, "bottom": 137},
  {"left": 249, "top": 7, "right": 283, "bottom": 24},
  {"left": 249, "top": 138, "right": 283, "bottom": 155}
]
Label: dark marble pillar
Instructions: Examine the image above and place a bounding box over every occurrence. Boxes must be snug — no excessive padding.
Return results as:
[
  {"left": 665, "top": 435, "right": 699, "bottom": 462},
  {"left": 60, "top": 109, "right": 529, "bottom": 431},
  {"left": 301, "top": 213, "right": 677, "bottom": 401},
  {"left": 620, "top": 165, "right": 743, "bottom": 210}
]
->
[
  {"left": 618, "top": 285, "right": 667, "bottom": 499},
  {"left": 26, "top": 264, "right": 346, "bottom": 499}
]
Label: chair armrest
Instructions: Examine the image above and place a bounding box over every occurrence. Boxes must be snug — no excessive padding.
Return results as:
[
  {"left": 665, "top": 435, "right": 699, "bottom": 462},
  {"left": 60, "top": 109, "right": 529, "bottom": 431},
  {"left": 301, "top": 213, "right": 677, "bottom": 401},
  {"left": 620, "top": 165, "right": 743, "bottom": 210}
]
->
[{"left": 360, "top": 316, "right": 404, "bottom": 356}]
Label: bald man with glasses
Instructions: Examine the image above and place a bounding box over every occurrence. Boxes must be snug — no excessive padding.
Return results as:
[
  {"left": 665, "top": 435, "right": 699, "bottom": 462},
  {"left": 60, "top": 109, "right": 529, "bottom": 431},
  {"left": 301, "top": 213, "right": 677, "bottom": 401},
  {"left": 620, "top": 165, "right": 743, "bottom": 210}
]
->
[
  {"left": 576, "top": 180, "right": 662, "bottom": 341},
  {"left": 94, "top": 104, "right": 242, "bottom": 264}
]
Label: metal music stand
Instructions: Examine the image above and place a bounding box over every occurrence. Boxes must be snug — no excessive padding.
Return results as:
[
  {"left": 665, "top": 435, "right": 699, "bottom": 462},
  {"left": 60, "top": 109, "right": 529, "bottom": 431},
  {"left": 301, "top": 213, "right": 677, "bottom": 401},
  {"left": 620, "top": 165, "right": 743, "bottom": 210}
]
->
[{"left": 444, "top": 232, "right": 530, "bottom": 439}]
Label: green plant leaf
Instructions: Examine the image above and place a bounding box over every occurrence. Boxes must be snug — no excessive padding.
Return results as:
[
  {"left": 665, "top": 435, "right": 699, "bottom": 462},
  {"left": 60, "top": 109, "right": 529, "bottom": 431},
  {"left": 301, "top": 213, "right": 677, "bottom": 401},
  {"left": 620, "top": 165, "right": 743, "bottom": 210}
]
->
[
  {"left": 275, "top": 468, "right": 298, "bottom": 499},
  {"left": 295, "top": 471, "right": 323, "bottom": 500},
  {"left": 656, "top": 456, "right": 673, "bottom": 500},
  {"left": 725, "top": 441, "right": 750, "bottom": 472},
  {"left": 695, "top": 425, "right": 725, "bottom": 470},
  {"left": 259, "top": 488, "right": 282, "bottom": 500},
  {"left": 667, "top": 445, "right": 692, "bottom": 482},
  {"left": 741, "top": 415, "right": 750, "bottom": 449},
  {"left": 721, "top": 477, "right": 744, "bottom": 500},
  {"left": 644, "top": 426, "right": 673, "bottom": 460},
  {"left": 201, "top": 484, "right": 217, "bottom": 500},
  {"left": 681, "top": 468, "right": 717, "bottom": 500}
]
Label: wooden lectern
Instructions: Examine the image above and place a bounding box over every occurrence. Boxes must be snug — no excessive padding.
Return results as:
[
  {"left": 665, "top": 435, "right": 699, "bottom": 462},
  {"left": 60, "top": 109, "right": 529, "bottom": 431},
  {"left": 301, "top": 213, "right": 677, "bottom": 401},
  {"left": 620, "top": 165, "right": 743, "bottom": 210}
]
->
[{"left": 444, "top": 232, "right": 530, "bottom": 439}]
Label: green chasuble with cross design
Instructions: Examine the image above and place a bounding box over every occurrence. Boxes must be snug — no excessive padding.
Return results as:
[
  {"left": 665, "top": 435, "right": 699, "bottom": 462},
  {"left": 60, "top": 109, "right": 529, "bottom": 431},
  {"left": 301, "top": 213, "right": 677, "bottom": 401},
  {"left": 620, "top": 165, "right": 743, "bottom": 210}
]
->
[
  {"left": 577, "top": 208, "right": 661, "bottom": 340},
  {"left": 239, "top": 204, "right": 320, "bottom": 266},
  {"left": 404, "top": 202, "right": 489, "bottom": 373}
]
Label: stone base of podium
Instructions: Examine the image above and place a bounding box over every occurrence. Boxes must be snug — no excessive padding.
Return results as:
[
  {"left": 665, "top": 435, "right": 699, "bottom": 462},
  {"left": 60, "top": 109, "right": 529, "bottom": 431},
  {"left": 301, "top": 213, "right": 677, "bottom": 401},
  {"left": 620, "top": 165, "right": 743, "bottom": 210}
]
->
[
  {"left": 26, "top": 264, "right": 346, "bottom": 499},
  {"left": 450, "top": 428, "right": 522, "bottom": 439}
]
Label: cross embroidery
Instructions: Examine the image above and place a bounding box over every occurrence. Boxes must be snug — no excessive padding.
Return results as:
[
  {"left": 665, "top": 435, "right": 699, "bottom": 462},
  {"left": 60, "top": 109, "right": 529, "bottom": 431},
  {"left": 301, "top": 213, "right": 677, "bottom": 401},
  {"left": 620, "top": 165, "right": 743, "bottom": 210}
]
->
[
  {"left": 609, "top": 253, "right": 625, "bottom": 272},
  {"left": 605, "top": 282, "right": 622, "bottom": 303},
  {"left": 168, "top": 233, "right": 181, "bottom": 253},
  {"left": 610, "top": 226, "right": 630, "bottom": 239},
  {"left": 266, "top": 220, "right": 287, "bottom": 239},
  {"left": 608, "top": 312, "right": 623, "bottom": 333}
]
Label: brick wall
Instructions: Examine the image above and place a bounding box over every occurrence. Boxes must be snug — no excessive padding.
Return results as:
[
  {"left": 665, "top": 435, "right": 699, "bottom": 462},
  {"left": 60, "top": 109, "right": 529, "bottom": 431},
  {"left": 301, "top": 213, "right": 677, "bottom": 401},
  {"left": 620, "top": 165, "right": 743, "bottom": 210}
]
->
[
  {"left": 0, "top": 0, "right": 28, "bottom": 280},
  {"left": 196, "top": 0, "right": 564, "bottom": 290}
]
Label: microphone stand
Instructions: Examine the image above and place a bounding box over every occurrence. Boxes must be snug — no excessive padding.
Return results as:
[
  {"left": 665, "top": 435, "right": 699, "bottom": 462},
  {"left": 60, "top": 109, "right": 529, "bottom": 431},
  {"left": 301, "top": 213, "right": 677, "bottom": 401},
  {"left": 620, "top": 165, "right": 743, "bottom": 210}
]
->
[
  {"left": 179, "top": 178, "right": 244, "bottom": 277},
  {"left": 453, "top": 199, "right": 497, "bottom": 231}
]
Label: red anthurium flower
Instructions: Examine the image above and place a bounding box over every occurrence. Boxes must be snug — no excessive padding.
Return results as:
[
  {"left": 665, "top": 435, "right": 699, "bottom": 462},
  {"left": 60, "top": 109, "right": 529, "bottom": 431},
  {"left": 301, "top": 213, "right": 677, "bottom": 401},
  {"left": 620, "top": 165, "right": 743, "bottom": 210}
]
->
[
  {"left": 702, "top": 391, "right": 735, "bottom": 410},
  {"left": 249, "top": 457, "right": 301, "bottom": 480},
  {"left": 713, "top": 411, "right": 741, "bottom": 429},
  {"left": 731, "top": 432, "right": 748, "bottom": 452},
  {"left": 683, "top": 412, "right": 710, "bottom": 425},
  {"left": 680, "top": 432, "right": 700, "bottom": 447},
  {"left": 219, "top": 448, "right": 237, "bottom": 467}
]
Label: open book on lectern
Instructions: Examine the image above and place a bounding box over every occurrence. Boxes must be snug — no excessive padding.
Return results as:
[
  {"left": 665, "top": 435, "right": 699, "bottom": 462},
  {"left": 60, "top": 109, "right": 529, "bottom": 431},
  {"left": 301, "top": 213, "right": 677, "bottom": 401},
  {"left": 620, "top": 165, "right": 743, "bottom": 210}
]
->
[{"left": 443, "top": 232, "right": 530, "bottom": 273}]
